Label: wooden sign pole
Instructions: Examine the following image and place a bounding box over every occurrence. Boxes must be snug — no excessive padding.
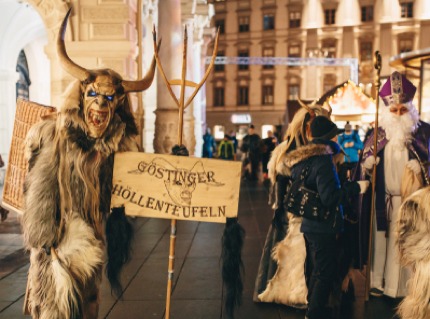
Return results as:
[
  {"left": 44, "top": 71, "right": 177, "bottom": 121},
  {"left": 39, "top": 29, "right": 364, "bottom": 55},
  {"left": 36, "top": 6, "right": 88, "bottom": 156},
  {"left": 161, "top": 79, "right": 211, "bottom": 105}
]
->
[
  {"left": 365, "top": 51, "right": 382, "bottom": 301},
  {"left": 152, "top": 26, "right": 219, "bottom": 319}
]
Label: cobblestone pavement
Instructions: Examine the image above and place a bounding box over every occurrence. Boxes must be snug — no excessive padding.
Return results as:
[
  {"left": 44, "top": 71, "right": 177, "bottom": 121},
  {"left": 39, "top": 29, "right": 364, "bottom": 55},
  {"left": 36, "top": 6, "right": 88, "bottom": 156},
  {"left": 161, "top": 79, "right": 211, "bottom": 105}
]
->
[{"left": 0, "top": 180, "right": 398, "bottom": 319}]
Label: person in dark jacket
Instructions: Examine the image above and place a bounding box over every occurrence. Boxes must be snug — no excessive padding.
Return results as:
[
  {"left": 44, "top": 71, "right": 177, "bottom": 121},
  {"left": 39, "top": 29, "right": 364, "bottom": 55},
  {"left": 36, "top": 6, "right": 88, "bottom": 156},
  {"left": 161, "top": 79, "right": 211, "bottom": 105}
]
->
[
  {"left": 240, "top": 124, "right": 262, "bottom": 181},
  {"left": 261, "top": 130, "right": 278, "bottom": 179},
  {"left": 286, "top": 116, "right": 369, "bottom": 319}
]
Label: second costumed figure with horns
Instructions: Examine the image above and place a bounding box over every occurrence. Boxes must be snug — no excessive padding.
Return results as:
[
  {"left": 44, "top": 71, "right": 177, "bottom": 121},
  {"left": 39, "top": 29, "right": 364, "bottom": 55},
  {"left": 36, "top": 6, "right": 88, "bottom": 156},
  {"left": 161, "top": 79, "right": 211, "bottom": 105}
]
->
[{"left": 253, "top": 97, "right": 369, "bottom": 318}]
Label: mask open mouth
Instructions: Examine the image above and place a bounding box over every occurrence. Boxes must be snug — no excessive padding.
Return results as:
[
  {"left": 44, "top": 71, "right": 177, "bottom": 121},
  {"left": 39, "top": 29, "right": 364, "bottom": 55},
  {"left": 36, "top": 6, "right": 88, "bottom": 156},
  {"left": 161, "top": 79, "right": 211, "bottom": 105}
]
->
[{"left": 89, "top": 109, "right": 109, "bottom": 127}]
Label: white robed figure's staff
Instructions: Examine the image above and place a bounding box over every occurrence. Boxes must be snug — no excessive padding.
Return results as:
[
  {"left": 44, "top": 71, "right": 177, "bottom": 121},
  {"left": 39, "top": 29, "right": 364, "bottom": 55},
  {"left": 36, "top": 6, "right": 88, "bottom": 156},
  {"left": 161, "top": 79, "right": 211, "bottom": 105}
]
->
[
  {"left": 365, "top": 50, "right": 382, "bottom": 301},
  {"left": 152, "top": 25, "right": 219, "bottom": 319}
]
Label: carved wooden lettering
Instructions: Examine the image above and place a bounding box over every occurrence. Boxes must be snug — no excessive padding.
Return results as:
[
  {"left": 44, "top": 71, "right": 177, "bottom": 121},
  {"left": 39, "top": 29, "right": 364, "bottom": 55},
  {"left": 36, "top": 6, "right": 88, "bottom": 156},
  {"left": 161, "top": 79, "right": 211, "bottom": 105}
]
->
[{"left": 111, "top": 152, "right": 241, "bottom": 223}]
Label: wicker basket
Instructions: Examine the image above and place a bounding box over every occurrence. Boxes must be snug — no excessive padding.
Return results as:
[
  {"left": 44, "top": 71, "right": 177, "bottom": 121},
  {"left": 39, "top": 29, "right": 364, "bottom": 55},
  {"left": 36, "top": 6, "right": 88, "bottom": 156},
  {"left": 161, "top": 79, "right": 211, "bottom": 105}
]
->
[{"left": 1, "top": 99, "right": 56, "bottom": 214}]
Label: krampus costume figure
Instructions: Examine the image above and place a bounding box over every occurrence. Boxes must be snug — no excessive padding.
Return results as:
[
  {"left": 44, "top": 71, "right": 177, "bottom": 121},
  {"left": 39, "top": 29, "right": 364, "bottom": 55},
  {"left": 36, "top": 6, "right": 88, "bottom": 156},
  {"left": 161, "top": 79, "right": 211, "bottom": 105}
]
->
[
  {"left": 397, "top": 186, "right": 430, "bottom": 319},
  {"left": 254, "top": 101, "right": 332, "bottom": 307},
  {"left": 22, "top": 10, "right": 156, "bottom": 318}
]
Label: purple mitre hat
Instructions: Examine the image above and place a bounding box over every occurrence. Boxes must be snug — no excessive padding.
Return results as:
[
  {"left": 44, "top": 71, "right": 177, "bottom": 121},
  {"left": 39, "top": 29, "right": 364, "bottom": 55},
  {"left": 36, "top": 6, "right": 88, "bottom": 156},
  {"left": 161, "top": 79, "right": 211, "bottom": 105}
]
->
[{"left": 379, "top": 71, "right": 417, "bottom": 106}]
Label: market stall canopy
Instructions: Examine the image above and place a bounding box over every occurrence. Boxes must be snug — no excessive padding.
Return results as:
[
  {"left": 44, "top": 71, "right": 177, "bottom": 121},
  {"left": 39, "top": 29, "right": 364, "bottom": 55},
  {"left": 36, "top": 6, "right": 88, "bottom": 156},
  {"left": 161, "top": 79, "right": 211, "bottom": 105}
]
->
[{"left": 317, "top": 80, "right": 376, "bottom": 117}]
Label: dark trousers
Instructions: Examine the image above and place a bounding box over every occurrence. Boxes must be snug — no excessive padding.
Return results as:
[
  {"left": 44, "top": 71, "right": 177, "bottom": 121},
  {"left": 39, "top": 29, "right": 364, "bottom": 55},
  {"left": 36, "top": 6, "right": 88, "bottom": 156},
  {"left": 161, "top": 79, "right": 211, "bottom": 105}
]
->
[
  {"left": 249, "top": 153, "right": 260, "bottom": 180},
  {"left": 304, "top": 233, "right": 337, "bottom": 319}
]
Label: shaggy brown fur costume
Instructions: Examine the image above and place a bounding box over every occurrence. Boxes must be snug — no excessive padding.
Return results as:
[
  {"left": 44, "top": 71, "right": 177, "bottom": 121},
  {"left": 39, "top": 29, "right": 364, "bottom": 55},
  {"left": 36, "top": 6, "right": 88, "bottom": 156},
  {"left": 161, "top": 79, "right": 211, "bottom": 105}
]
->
[
  {"left": 22, "top": 9, "right": 155, "bottom": 319},
  {"left": 23, "top": 80, "right": 140, "bottom": 318},
  {"left": 397, "top": 186, "right": 430, "bottom": 319}
]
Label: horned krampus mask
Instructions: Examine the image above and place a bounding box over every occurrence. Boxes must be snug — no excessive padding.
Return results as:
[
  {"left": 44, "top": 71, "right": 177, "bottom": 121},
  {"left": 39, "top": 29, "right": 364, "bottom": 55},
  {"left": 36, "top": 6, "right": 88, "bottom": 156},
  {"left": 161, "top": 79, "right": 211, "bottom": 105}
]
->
[{"left": 58, "top": 8, "right": 157, "bottom": 138}]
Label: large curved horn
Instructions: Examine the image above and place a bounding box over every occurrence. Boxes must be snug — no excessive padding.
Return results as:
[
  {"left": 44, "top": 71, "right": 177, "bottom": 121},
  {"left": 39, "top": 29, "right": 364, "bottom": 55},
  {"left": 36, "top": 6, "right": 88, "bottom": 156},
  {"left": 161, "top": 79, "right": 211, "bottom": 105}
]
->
[
  {"left": 122, "top": 40, "right": 160, "bottom": 92},
  {"left": 310, "top": 98, "right": 318, "bottom": 106},
  {"left": 325, "top": 101, "right": 333, "bottom": 116},
  {"left": 57, "top": 8, "right": 90, "bottom": 81},
  {"left": 297, "top": 97, "right": 311, "bottom": 112}
]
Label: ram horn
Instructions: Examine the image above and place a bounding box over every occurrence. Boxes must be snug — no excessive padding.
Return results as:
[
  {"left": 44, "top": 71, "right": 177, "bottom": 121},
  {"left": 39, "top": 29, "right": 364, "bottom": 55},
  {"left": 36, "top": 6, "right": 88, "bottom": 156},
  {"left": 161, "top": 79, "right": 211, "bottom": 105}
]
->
[
  {"left": 57, "top": 8, "right": 90, "bottom": 81},
  {"left": 122, "top": 40, "right": 160, "bottom": 93}
]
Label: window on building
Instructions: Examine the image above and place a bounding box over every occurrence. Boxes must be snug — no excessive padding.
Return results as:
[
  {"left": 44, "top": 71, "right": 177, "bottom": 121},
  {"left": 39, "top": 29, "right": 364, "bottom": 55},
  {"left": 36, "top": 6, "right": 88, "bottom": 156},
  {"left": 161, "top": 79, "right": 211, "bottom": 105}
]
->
[
  {"left": 16, "top": 50, "right": 30, "bottom": 101},
  {"left": 263, "top": 14, "right": 275, "bottom": 30},
  {"left": 361, "top": 5, "right": 374, "bottom": 22},
  {"left": 288, "top": 84, "right": 299, "bottom": 100},
  {"left": 289, "top": 11, "right": 301, "bottom": 28},
  {"left": 360, "top": 41, "right": 373, "bottom": 62},
  {"left": 322, "top": 39, "right": 336, "bottom": 58},
  {"left": 262, "top": 85, "right": 274, "bottom": 105},
  {"left": 324, "top": 9, "right": 336, "bottom": 25},
  {"left": 214, "top": 51, "right": 225, "bottom": 72},
  {"left": 323, "top": 74, "right": 336, "bottom": 93},
  {"left": 214, "top": 87, "right": 225, "bottom": 107},
  {"left": 263, "top": 47, "right": 274, "bottom": 69},
  {"left": 238, "top": 50, "right": 249, "bottom": 70},
  {"left": 239, "top": 16, "right": 250, "bottom": 32},
  {"left": 400, "top": 2, "right": 413, "bottom": 18},
  {"left": 238, "top": 86, "right": 249, "bottom": 105},
  {"left": 215, "top": 19, "right": 225, "bottom": 34},
  {"left": 399, "top": 38, "right": 413, "bottom": 53},
  {"left": 288, "top": 44, "right": 301, "bottom": 58}
]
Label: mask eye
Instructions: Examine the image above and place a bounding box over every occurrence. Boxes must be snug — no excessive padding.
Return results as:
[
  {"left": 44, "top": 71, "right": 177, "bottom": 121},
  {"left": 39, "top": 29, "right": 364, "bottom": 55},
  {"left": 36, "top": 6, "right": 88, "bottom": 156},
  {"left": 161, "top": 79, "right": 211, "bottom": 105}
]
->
[
  {"left": 87, "top": 90, "right": 97, "bottom": 97},
  {"left": 106, "top": 95, "right": 114, "bottom": 101}
]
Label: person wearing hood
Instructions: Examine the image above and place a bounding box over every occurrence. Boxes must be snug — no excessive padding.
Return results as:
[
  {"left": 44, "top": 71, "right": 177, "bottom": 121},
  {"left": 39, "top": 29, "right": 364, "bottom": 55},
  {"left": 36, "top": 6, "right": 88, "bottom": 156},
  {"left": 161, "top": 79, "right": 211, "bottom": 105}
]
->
[{"left": 287, "top": 116, "right": 369, "bottom": 319}]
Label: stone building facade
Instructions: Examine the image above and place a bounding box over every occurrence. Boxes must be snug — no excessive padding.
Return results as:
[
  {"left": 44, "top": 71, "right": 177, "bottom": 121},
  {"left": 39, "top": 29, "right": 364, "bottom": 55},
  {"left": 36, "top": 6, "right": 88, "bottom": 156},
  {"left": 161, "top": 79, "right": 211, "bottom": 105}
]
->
[
  {"left": 205, "top": 0, "right": 430, "bottom": 140},
  {"left": 0, "top": 0, "right": 214, "bottom": 164}
]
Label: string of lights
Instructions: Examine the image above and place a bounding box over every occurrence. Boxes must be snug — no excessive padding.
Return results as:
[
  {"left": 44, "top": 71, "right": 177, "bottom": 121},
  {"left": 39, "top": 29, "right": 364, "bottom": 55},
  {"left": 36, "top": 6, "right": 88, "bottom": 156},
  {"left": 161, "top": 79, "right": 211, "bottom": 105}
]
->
[{"left": 205, "top": 56, "right": 359, "bottom": 83}]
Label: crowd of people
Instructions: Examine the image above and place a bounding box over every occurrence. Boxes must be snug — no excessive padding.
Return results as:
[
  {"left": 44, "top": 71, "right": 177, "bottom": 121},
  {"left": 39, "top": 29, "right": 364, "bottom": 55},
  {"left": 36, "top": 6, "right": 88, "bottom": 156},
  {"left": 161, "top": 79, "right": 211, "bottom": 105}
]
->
[
  {"left": 253, "top": 70, "right": 430, "bottom": 319},
  {"left": 202, "top": 125, "right": 279, "bottom": 181}
]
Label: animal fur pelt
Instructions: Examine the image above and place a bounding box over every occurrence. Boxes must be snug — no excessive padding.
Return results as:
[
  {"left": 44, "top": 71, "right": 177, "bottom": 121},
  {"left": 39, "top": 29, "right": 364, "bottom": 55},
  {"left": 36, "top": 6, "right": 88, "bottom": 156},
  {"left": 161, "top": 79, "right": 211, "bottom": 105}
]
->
[
  {"left": 222, "top": 217, "right": 245, "bottom": 318},
  {"left": 106, "top": 206, "right": 134, "bottom": 297},
  {"left": 257, "top": 214, "right": 307, "bottom": 307},
  {"left": 397, "top": 186, "right": 430, "bottom": 319},
  {"left": 258, "top": 143, "right": 339, "bottom": 307},
  {"left": 26, "top": 212, "right": 104, "bottom": 319}
]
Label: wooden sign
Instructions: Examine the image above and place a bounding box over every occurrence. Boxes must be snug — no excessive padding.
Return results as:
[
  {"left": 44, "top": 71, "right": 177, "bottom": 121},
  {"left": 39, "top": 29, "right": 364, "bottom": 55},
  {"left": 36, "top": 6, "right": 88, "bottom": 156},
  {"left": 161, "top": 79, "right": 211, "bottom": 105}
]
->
[{"left": 111, "top": 152, "right": 242, "bottom": 223}]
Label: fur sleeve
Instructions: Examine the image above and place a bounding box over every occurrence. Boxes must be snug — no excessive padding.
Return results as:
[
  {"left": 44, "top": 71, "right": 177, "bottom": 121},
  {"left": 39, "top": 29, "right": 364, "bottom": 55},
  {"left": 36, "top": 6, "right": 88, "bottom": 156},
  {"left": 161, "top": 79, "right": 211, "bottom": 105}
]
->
[
  {"left": 22, "top": 120, "right": 60, "bottom": 249},
  {"left": 267, "top": 141, "right": 291, "bottom": 184}
]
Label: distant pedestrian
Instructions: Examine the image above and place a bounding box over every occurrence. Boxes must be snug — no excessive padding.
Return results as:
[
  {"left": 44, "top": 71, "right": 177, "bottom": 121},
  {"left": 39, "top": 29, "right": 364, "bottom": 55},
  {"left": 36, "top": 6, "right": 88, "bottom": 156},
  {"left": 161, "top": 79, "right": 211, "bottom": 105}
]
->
[
  {"left": 202, "top": 128, "right": 217, "bottom": 158},
  {"left": 338, "top": 122, "right": 363, "bottom": 180},
  {"left": 229, "top": 130, "right": 238, "bottom": 154},
  {"left": 240, "top": 124, "right": 262, "bottom": 181},
  {"left": 218, "top": 134, "right": 236, "bottom": 160},
  {"left": 261, "top": 130, "right": 278, "bottom": 179}
]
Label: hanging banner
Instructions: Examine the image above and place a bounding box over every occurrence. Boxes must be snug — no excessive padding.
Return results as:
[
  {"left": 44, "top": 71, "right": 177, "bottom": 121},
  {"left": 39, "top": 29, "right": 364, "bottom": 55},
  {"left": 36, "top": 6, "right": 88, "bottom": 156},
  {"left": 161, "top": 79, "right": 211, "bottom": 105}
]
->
[{"left": 111, "top": 152, "right": 242, "bottom": 223}]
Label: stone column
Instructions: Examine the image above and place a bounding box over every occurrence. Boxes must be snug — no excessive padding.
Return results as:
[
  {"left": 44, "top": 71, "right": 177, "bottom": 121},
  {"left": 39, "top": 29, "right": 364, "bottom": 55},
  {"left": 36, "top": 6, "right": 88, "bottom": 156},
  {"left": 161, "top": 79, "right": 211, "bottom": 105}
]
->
[
  {"left": 153, "top": 0, "right": 183, "bottom": 153},
  {"left": 141, "top": 0, "right": 158, "bottom": 153},
  {"left": 0, "top": 70, "right": 19, "bottom": 162},
  {"left": 191, "top": 28, "right": 204, "bottom": 158},
  {"left": 189, "top": 4, "right": 214, "bottom": 158}
]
